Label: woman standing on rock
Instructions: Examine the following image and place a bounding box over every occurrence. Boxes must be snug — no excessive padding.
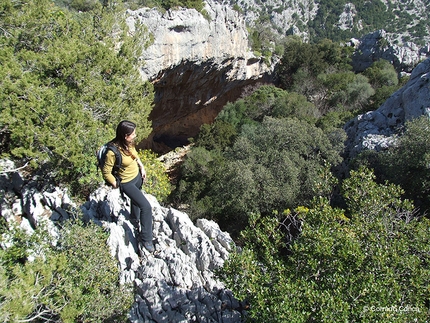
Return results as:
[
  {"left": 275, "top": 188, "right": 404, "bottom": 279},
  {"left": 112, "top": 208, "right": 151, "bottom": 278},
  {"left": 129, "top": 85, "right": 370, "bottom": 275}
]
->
[{"left": 102, "top": 120, "right": 154, "bottom": 254}]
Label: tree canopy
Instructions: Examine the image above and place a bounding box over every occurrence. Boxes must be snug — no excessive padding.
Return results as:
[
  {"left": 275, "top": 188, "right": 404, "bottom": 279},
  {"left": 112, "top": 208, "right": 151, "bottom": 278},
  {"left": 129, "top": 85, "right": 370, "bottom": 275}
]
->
[
  {"left": 0, "top": 218, "right": 133, "bottom": 322},
  {"left": 0, "top": 0, "right": 154, "bottom": 193},
  {"left": 219, "top": 167, "right": 430, "bottom": 322},
  {"left": 173, "top": 85, "right": 346, "bottom": 235}
]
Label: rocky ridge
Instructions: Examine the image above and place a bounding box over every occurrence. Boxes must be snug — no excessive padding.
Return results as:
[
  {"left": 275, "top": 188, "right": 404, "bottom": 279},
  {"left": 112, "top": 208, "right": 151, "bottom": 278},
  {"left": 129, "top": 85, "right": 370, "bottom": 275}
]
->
[
  {"left": 0, "top": 161, "right": 243, "bottom": 323},
  {"left": 234, "top": 0, "right": 430, "bottom": 45},
  {"left": 126, "top": 0, "right": 429, "bottom": 152},
  {"left": 350, "top": 30, "right": 430, "bottom": 73},
  {"left": 344, "top": 56, "right": 430, "bottom": 158}
]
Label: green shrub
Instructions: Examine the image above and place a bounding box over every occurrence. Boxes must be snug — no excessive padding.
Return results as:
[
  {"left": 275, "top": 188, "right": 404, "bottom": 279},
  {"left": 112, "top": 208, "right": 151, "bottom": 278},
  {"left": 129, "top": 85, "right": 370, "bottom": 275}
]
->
[
  {"left": 363, "top": 59, "right": 399, "bottom": 89},
  {"left": 139, "top": 149, "right": 172, "bottom": 202},
  {"left": 0, "top": 0, "right": 154, "bottom": 196},
  {"left": 172, "top": 147, "right": 225, "bottom": 219},
  {"left": 362, "top": 59, "right": 401, "bottom": 111},
  {"left": 219, "top": 167, "right": 430, "bottom": 322},
  {"left": 277, "top": 38, "right": 352, "bottom": 91},
  {"left": 69, "top": 0, "right": 101, "bottom": 11},
  {"left": 216, "top": 85, "right": 318, "bottom": 130},
  {"left": 177, "top": 116, "right": 345, "bottom": 235},
  {"left": 194, "top": 120, "right": 237, "bottom": 151},
  {"left": 0, "top": 219, "right": 133, "bottom": 322}
]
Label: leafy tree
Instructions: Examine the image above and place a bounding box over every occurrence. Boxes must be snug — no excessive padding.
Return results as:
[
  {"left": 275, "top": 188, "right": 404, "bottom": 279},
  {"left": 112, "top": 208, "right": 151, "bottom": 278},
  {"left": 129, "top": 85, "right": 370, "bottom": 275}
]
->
[
  {"left": 317, "top": 38, "right": 353, "bottom": 71},
  {"left": 219, "top": 167, "right": 430, "bottom": 322},
  {"left": 178, "top": 116, "right": 345, "bottom": 234},
  {"left": 138, "top": 149, "right": 172, "bottom": 202},
  {"left": 318, "top": 72, "right": 375, "bottom": 111},
  {"left": 0, "top": 0, "right": 154, "bottom": 195},
  {"left": 276, "top": 38, "right": 319, "bottom": 89},
  {"left": 216, "top": 85, "right": 319, "bottom": 131},
  {"left": 172, "top": 146, "right": 225, "bottom": 219},
  {"left": 276, "top": 38, "right": 352, "bottom": 90},
  {"left": 194, "top": 120, "right": 237, "bottom": 151},
  {"left": 0, "top": 218, "right": 133, "bottom": 322},
  {"left": 363, "top": 59, "right": 398, "bottom": 89},
  {"left": 316, "top": 109, "right": 356, "bottom": 132},
  {"left": 276, "top": 38, "right": 367, "bottom": 115},
  {"left": 354, "top": 116, "right": 430, "bottom": 211},
  {"left": 362, "top": 59, "right": 401, "bottom": 111}
]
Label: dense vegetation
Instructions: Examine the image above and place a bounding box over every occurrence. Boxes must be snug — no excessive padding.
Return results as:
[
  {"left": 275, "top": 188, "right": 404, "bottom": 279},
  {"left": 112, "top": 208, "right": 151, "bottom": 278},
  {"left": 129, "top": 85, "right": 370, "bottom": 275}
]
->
[
  {"left": 0, "top": 218, "right": 133, "bottom": 322},
  {"left": 0, "top": 1, "right": 166, "bottom": 322},
  {"left": 219, "top": 167, "right": 430, "bottom": 322},
  {"left": 0, "top": 0, "right": 154, "bottom": 195},
  {"left": 171, "top": 35, "right": 430, "bottom": 319},
  {"left": 1, "top": 0, "right": 429, "bottom": 321},
  {"left": 171, "top": 38, "right": 409, "bottom": 235}
]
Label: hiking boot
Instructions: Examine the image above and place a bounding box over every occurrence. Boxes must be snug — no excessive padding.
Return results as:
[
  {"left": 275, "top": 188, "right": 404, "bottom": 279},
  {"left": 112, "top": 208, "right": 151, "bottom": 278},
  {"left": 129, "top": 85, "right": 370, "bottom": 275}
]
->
[{"left": 142, "top": 241, "right": 155, "bottom": 253}]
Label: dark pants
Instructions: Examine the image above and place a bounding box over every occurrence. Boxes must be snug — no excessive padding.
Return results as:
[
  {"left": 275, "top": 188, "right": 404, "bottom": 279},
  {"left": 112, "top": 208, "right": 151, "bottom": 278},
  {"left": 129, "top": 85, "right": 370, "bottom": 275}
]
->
[{"left": 120, "top": 174, "right": 153, "bottom": 243}]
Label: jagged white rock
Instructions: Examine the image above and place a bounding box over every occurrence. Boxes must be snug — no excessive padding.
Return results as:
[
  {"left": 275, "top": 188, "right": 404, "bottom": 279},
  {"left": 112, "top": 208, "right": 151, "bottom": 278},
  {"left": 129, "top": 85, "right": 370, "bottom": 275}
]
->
[
  {"left": 82, "top": 186, "right": 241, "bottom": 322},
  {"left": 344, "top": 56, "right": 430, "bottom": 158},
  {"left": 0, "top": 165, "right": 242, "bottom": 322}
]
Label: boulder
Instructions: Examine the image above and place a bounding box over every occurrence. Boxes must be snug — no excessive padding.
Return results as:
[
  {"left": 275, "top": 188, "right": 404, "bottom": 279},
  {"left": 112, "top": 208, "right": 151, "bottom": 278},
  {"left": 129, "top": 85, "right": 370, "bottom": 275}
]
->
[{"left": 344, "top": 57, "right": 430, "bottom": 158}]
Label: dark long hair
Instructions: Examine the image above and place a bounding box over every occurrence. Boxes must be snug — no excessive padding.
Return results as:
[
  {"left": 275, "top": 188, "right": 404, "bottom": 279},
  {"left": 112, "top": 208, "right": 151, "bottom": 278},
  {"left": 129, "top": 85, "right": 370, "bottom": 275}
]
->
[{"left": 113, "top": 120, "right": 136, "bottom": 154}]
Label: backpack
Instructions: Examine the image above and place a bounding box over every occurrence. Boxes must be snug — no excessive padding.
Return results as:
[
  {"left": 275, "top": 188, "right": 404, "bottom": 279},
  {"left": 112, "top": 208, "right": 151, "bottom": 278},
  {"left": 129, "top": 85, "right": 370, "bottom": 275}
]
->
[{"left": 96, "top": 142, "right": 122, "bottom": 187}]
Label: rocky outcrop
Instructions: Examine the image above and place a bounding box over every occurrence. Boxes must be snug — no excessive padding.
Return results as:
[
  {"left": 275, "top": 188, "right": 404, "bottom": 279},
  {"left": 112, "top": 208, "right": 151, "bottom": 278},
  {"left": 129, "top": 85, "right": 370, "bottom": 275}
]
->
[
  {"left": 344, "top": 56, "right": 430, "bottom": 158},
  {"left": 238, "top": 0, "right": 318, "bottom": 40},
  {"left": 337, "top": 3, "right": 359, "bottom": 31},
  {"left": 233, "top": 0, "right": 430, "bottom": 49},
  {"left": 349, "top": 30, "right": 430, "bottom": 73},
  {"left": 125, "top": 2, "right": 275, "bottom": 152},
  {"left": 0, "top": 161, "right": 243, "bottom": 322},
  {"left": 124, "top": 1, "right": 429, "bottom": 152}
]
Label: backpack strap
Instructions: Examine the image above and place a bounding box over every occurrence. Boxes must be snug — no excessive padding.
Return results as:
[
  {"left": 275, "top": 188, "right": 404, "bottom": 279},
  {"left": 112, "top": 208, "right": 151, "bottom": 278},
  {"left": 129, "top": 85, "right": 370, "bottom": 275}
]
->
[
  {"left": 106, "top": 142, "right": 124, "bottom": 188},
  {"left": 106, "top": 143, "right": 126, "bottom": 199},
  {"left": 106, "top": 142, "right": 122, "bottom": 172}
]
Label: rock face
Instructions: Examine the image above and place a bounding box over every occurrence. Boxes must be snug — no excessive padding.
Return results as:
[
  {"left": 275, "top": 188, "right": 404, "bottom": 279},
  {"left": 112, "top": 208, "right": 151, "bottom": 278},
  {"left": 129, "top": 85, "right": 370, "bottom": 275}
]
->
[
  {"left": 0, "top": 162, "right": 242, "bottom": 322},
  {"left": 233, "top": 0, "right": 430, "bottom": 48},
  {"left": 350, "top": 30, "right": 430, "bottom": 73},
  {"left": 337, "top": 3, "right": 359, "bottom": 31},
  {"left": 344, "top": 56, "right": 430, "bottom": 158},
  {"left": 125, "top": 2, "right": 275, "bottom": 152},
  {"left": 124, "top": 1, "right": 429, "bottom": 152},
  {"left": 238, "top": 0, "right": 318, "bottom": 40}
]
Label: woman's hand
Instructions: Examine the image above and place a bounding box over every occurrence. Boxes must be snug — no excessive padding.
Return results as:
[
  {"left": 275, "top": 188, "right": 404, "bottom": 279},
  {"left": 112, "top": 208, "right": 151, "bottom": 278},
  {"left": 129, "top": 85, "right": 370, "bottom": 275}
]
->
[
  {"left": 140, "top": 167, "right": 146, "bottom": 181},
  {"left": 137, "top": 160, "right": 146, "bottom": 181}
]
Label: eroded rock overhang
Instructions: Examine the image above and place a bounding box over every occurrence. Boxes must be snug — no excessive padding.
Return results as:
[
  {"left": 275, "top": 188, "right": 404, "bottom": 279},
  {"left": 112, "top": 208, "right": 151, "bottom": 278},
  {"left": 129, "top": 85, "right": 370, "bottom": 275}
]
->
[{"left": 125, "top": 2, "right": 276, "bottom": 153}]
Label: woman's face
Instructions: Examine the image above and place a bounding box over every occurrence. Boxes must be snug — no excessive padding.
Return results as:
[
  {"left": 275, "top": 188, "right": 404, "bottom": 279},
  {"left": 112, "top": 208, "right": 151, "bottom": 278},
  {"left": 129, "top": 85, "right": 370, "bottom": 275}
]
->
[{"left": 125, "top": 129, "right": 136, "bottom": 144}]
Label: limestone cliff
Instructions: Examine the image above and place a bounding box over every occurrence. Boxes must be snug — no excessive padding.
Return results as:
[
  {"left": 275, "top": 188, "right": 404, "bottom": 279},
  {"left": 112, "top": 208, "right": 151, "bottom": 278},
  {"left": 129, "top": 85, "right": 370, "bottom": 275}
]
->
[
  {"left": 125, "top": 1, "right": 275, "bottom": 152},
  {"left": 124, "top": 1, "right": 429, "bottom": 153},
  {"left": 344, "top": 56, "right": 430, "bottom": 159},
  {"left": 349, "top": 30, "right": 430, "bottom": 73}
]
